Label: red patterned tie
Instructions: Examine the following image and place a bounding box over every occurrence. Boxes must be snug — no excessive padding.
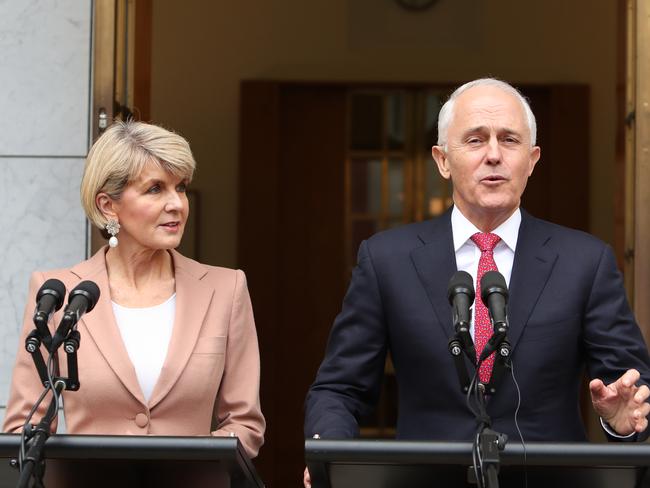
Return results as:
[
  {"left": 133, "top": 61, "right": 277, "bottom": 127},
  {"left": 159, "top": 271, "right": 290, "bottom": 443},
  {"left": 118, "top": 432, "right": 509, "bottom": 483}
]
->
[{"left": 470, "top": 232, "right": 502, "bottom": 384}]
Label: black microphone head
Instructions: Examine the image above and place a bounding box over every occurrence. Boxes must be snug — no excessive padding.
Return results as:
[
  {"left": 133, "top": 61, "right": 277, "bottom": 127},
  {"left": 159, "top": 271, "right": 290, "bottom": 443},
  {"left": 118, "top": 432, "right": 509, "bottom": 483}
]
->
[
  {"left": 480, "top": 270, "right": 508, "bottom": 306},
  {"left": 36, "top": 279, "right": 66, "bottom": 311},
  {"left": 68, "top": 280, "right": 101, "bottom": 312},
  {"left": 447, "top": 270, "right": 475, "bottom": 305}
]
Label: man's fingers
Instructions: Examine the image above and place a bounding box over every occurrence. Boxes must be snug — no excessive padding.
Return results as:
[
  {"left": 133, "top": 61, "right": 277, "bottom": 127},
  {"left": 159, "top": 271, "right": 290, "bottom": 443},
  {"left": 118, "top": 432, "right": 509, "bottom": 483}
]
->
[
  {"left": 620, "top": 368, "right": 641, "bottom": 388},
  {"left": 635, "top": 415, "right": 648, "bottom": 433},
  {"left": 634, "top": 384, "right": 650, "bottom": 403},
  {"left": 589, "top": 378, "right": 606, "bottom": 397},
  {"left": 636, "top": 401, "right": 650, "bottom": 419},
  {"left": 303, "top": 467, "right": 311, "bottom": 488}
]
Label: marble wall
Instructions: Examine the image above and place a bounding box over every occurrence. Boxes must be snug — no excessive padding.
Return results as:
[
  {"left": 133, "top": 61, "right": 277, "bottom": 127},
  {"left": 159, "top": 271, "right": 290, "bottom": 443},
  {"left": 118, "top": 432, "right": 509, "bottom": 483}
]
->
[{"left": 0, "top": 0, "right": 92, "bottom": 424}]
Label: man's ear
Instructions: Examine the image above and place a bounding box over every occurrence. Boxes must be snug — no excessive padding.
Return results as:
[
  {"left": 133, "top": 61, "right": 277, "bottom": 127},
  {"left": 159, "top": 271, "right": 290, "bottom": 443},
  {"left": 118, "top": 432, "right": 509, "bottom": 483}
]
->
[
  {"left": 528, "top": 146, "right": 541, "bottom": 176},
  {"left": 431, "top": 146, "right": 451, "bottom": 180},
  {"left": 96, "top": 192, "right": 117, "bottom": 220}
]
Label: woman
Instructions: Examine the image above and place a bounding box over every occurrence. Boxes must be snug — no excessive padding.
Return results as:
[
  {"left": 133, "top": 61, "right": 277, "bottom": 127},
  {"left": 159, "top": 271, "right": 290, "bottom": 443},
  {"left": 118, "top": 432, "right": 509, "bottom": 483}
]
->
[{"left": 3, "top": 121, "right": 265, "bottom": 458}]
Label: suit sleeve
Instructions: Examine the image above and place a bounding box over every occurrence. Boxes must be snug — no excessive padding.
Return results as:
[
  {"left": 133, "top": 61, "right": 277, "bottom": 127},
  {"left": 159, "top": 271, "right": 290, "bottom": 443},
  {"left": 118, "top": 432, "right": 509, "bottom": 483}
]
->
[
  {"left": 582, "top": 244, "right": 650, "bottom": 441},
  {"left": 304, "top": 240, "right": 388, "bottom": 439},
  {"left": 3, "top": 271, "right": 59, "bottom": 434},
  {"left": 211, "top": 269, "right": 265, "bottom": 458}
]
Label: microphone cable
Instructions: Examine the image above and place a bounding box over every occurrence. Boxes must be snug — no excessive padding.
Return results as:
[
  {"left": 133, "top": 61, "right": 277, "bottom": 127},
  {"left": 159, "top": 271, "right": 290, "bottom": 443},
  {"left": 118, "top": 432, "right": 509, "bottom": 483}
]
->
[
  {"left": 18, "top": 350, "right": 62, "bottom": 473},
  {"left": 466, "top": 365, "right": 488, "bottom": 488},
  {"left": 18, "top": 387, "right": 48, "bottom": 472},
  {"left": 508, "top": 358, "right": 527, "bottom": 488}
]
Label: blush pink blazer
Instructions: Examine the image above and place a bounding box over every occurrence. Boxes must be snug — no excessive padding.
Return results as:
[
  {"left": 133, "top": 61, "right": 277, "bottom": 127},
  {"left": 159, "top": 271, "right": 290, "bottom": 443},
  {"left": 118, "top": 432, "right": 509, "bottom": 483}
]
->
[{"left": 3, "top": 248, "right": 265, "bottom": 458}]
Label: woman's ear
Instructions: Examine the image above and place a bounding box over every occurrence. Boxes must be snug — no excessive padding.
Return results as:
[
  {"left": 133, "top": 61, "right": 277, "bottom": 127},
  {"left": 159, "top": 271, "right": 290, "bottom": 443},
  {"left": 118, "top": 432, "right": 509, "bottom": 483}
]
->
[{"left": 96, "top": 192, "right": 117, "bottom": 221}]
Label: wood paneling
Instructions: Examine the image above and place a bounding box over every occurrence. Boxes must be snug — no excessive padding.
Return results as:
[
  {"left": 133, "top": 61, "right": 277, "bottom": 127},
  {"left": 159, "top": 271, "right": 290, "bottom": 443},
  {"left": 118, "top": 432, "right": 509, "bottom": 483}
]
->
[
  {"left": 239, "top": 82, "right": 346, "bottom": 487},
  {"left": 634, "top": 0, "right": 650, "bottom": 343}
]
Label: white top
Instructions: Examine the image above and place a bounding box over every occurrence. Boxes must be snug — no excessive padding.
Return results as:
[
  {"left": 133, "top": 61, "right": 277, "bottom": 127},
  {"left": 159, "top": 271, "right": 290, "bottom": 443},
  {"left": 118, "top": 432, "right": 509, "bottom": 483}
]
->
[
  {"left": 112, "top": 294, "right": 176, "bottom": 403},
  {"left": 451, "top": 206, "right": 521, "bottom": 337}
]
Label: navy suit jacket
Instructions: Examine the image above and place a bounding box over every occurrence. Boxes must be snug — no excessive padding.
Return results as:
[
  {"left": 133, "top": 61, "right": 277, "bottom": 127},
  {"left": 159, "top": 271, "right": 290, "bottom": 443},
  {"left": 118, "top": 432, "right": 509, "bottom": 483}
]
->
[{"left": 305, "top": 209, "right": 650, "bottom": 441}]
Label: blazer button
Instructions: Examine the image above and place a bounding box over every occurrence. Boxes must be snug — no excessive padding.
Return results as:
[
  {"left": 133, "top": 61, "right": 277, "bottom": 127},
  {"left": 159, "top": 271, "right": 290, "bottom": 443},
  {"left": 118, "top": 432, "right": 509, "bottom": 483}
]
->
[{"left": 135, "top": 413, "right": 149, "bottom": 428}]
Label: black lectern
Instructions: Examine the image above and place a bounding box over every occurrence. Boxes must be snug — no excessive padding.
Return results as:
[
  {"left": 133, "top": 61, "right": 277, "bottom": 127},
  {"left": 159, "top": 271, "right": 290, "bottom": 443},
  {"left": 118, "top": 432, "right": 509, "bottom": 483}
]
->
[
  {"left": 305, "top": 439, "right": 650, "bottom": 488},
  {"left": 0, "top": 434, "right": 264, "bottom": 488}
]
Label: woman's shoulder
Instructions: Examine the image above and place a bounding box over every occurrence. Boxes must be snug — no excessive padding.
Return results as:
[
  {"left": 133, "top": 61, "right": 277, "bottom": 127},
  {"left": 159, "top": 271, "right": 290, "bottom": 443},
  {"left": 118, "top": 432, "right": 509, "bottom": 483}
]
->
[
  {"left": 171, "top": 250, "right": 247, "bottom": 286},
  {"left": 28, "top": 260, "right": 91, "bottom": 287},
  {"left": 28, "top": 247, "right": 108, "bottom": 291}
]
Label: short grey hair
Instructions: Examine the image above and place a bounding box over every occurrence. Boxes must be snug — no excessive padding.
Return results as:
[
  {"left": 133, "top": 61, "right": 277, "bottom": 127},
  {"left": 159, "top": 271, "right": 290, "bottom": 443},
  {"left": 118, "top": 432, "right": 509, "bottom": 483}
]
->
[{"left": 437, "top": 78, "right": 537, "bottom": 148}]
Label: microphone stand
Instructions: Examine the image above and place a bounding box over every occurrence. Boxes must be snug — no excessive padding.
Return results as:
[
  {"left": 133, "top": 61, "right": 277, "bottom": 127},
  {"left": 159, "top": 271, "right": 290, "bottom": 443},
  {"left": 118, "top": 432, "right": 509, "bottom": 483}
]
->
[
  {"left": 469, "top": 333, "right": 511, "bottom": 488},
  {"left": 449, "top": 327, "right": 511, "bottom": 488},
  {"left": 24, "top": 327, "right": 81, "bottom": 391},
  {"left": 448, "top": 306, "right": 477, "bottom": 394},
  {"left": 14, "top": 326, "right": 81, "bottom": 487},
  {"left": 448, "top": 333, "right": 505, "bottom": 488},
  {"left": 16, "top": 379, "right": 65, "bottom": 488},
  {"left": 485, "top": 338, "right": 511, "bottom": 396},
  {"left": 448, "top": 333, "right": 475, "bottom": 394}
]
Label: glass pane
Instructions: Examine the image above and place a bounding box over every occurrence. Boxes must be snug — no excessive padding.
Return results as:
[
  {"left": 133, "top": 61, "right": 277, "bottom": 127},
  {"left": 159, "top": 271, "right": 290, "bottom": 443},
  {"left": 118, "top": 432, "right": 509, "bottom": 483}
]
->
[
  {"left": 388, "top": 158, "right": 404, "bottom": 217},
  {"left": 424, "top": 92, "right": 444, "bottom": 150},
  {"left": 423, "top": 161, "right": 453, "bottom": 218},
  {"left": 351, "top": 219, "right": 378, "bottom": 259},
  {"left": 387, "top": 93, "right": 405, "bottom": 150},
  {"left": 350, "top": 158, "right": 382, "bottom": 214},
  {"left": 387, "top": 218, "right": 404, "bottom": 230},
  {"left": 350, "top": 93, "right": 383, "bottom": 151}
]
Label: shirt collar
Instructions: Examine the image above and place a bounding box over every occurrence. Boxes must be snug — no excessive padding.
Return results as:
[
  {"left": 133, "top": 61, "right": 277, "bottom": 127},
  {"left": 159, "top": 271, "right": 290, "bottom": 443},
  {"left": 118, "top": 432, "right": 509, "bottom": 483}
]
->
[{"left": 451, "top": 206, "right": 521, "bottom": 253}]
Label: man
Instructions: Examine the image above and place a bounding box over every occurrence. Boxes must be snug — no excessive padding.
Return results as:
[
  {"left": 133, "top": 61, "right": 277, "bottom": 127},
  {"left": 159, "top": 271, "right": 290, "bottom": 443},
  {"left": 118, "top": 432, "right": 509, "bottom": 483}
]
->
[{"left": 303, "top": 78, "right": 650, "bottom": 486}]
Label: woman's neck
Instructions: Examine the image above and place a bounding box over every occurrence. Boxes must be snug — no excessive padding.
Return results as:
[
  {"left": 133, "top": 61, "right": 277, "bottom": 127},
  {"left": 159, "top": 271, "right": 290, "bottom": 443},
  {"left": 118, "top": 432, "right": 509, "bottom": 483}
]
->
[{"left": 104, "top": 244, "right": 176, "bottom": 307}]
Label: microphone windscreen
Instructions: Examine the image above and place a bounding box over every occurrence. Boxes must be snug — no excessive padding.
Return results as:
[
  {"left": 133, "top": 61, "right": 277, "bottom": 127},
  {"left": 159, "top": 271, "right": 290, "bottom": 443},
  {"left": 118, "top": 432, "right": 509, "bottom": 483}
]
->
[
  {"left": 447, "top": 270, "right": 475, "bottom": 304},
  {"left": 37, "top": 279, "right": 66, "bottom": 310},
  {"left": 69, "top": 280, "right": 101, "bottom": 312},
  {"left": 480, "top": 270, "right": 508, "bottom": 304}
]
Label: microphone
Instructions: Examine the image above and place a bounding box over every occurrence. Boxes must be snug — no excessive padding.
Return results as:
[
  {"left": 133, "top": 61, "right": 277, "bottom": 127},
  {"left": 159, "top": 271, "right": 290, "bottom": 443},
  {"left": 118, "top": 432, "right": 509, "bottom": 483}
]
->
[
  {"left": 50, "top": 281, "right": 100, "bottom": 352},
  {"left": 478, "top": 271, "right": 509, "bottom": 361},
  {"left": 33, "top": 279, "right": 66, "bottom": 346},
  {"left": 447, "top": 271, "right": 476, "bottom": 360}
]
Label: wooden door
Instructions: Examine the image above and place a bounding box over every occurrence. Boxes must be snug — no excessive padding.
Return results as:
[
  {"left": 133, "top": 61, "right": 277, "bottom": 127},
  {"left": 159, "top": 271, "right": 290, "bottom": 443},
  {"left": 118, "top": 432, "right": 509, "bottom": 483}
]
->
[{"left": 239, "top": 82, "right": 347, "bottom": 487}]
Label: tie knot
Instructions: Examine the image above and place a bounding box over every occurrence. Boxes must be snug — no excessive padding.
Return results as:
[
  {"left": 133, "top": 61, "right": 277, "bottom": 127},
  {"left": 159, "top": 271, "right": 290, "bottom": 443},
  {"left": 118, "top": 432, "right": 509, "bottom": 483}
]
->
[{"left": 471, "top": 232, "right": 501, "bottom": 252}]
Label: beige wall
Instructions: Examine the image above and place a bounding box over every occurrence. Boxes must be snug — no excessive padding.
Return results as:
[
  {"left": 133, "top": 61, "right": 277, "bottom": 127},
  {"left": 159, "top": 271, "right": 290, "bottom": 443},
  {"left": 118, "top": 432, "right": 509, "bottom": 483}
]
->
[{"left": 150, "top": 0, "right": 617, "bottom": 267}]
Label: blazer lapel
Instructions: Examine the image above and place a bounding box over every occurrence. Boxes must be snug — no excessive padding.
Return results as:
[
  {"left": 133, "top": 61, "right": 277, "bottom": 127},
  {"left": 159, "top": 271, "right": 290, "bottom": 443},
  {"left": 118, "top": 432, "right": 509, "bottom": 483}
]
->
[
  {"left": 71, "top": 248, "right": 145, "bottom": 404},
  {"left": 507, "top": 211, "right": 558, "bottom": 351},
  {"left": 148, "top": 250, "right": 214, "bottom": 409},
  {"left": 410, "top": 210, "right": 457, "bottom": 337}
]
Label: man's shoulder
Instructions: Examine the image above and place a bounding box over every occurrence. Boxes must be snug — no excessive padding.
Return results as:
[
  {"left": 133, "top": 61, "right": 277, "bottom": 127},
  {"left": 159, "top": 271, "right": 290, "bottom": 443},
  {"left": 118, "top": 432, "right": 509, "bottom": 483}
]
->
[
  {"left": 523, "top": 212, "right": 609, "bottom": 253},
  {"left": 358, "top": 214, "right": 451, "bottom": 265},
  {"left": 366, "top": 215, "right": 446, "bottom": 246}
]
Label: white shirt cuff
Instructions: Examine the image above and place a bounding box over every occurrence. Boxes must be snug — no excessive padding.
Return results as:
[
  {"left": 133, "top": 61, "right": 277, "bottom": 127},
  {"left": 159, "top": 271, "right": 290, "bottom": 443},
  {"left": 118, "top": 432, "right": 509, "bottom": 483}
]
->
[{"left": 599, "top": 417, "right": 636, "bottom": 439}]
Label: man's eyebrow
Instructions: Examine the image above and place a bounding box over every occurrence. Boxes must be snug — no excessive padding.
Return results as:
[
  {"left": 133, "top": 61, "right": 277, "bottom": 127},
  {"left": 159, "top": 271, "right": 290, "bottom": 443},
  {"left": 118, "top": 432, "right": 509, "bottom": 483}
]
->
[
  {"left": 460, "top": 126, "right": 524, "bottom": 137},
  {"left": 499, "top": 128, "right": 523, "bottom": 136},
  {"left": 460, "top": 126, "right": 489, "bottom": 137},
  {"left": 463, "top": 126, "right": 488, "bottom": 134}
]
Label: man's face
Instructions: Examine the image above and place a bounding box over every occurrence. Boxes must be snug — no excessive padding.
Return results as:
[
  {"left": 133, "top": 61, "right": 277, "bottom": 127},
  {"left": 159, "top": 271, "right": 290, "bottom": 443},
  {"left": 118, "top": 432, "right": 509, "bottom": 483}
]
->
[{"left": 431, "top": 85, "right": 540, "bottom": 228}]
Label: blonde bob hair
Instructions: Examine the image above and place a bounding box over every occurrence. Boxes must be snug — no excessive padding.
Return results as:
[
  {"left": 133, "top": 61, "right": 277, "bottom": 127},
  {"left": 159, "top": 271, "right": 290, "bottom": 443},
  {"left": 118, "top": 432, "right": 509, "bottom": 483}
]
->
[{"left": 81, "top": 120, "right": 196, "bottom": 231}]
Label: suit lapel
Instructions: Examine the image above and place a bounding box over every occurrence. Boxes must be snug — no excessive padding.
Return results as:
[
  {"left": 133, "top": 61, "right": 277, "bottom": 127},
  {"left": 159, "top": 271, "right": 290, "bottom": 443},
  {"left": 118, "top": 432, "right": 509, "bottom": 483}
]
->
[
  {"left": 148, "top": 250, "right": 214, "bottom": 409},
  {"left": 410, "top": 210, "right": 457, "bottom": 336},
  {"left": 507, "top": 211, "right": 558, "bottom": 351},
  {"left": 71, "top": 248, "right": 145, "bottom": 404}
]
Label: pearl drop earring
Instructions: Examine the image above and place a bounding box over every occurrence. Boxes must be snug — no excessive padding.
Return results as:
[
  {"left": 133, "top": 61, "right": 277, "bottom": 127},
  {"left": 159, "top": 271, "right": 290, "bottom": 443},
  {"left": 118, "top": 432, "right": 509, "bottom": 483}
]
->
[{"left": 106, "top": 218, "right": 120, "bottom": 248}]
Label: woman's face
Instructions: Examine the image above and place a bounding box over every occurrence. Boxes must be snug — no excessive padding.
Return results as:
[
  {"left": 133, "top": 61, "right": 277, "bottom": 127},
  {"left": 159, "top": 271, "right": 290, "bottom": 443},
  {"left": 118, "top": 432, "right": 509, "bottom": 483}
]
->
[{"left": 111, "top": 162, "right": 189, "bottom": 252}]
